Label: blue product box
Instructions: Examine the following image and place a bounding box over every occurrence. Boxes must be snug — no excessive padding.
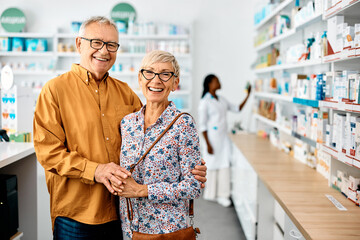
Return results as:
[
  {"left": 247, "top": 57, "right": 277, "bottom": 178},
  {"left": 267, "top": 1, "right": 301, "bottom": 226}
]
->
[
  {"left": 71, "top": 22, "right": 82, "bottom": 33},
  {"left": 12, "top": 37, "right": 25, "bottom": 52},
  {"left": 25, "top": 39, "right": 48, "bottom": 52},
  {"left": 0, "top": 37, "right": 11, "bottom": 51},
  {"left": 116, "top": 21, "right": 127, "bottom": 34}
]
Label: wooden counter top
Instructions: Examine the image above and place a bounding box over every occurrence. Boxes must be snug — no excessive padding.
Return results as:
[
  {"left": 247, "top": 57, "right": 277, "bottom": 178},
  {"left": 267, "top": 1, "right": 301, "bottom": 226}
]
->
[{"left": 230, "top": 133, "right": 360, "bottom": 240}]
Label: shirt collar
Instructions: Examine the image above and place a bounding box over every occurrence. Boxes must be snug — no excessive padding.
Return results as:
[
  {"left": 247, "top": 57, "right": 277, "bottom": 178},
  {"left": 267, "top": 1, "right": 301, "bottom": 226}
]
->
[
  {"left": 136, "top": 101, "right": 178, "bottom": 126},
  {"left": 71, "top": 64, "right": 109, "bottom": 85}
]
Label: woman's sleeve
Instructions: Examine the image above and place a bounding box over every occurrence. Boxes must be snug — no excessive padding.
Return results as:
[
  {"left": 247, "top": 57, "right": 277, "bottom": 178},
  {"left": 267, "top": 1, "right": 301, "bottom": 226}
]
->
[
  {"left": 147, "top": 115, "right": 202, "bottom": 203},
  {"left": 198, "top": 99, "right": 208, "bottom": 132}
]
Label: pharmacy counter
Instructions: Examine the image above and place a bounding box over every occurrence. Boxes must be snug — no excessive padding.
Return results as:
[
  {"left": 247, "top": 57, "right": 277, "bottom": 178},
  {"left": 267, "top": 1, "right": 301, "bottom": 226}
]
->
[
  {"left": 0, "top": 143, "right": 37, "bottom": 240},
  {"left": 230, "top": 133, "right": 360, "bottom": 240},
  {"left": 0, "top": 142, "right": 35, "bottom": 168}
]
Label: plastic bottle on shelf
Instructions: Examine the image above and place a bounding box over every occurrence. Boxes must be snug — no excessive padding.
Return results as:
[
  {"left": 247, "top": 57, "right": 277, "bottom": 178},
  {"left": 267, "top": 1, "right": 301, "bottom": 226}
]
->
[
  {"left": 321, "top": 31, "right": 328, "bottom": 57},
  {"left": 312, "top": 32, "right": 322, "bottom": 60}
]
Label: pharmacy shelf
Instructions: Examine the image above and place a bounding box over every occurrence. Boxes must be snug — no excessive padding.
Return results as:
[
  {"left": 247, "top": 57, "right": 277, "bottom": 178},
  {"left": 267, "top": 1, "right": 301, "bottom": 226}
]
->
[
  {"left": 119, "top": 34, "right": 189, "bottom": 40},
  {"left": 319, "top": 100, "right": 360, "bottom": 113},
  {"left": 0, "top": 32, "right": 54, "bottom": 38},
  {"left": 255, "top": 28, "right": 296, "bottom": 51},
  {"left": 254, "top": 92, "right": 293, "bottom": 102},
  {"left": 55, "top": 52, "right": 191, "bottom": 58},
  {"left": 323, "top": 0, "right": 360, "bottom": 20},
  {"left": 255, "top": 13, "right": 323, "bottom": 51},
  {"left": 56, "top": 33, "right": 189, "bottom": 40},
  {"left": 12, "top": 70, "right": 56, "bottom": 76},
  {"left": 0, "top": 51, "right": 54, "bottom": 57},
  {"left": 292, "top": 131, "right": 318, "bottom": 148},
  {"left": 320, "top": 144, "right": 358, "bottom": 168},
  {"left": 254, "top": 58, "right": 323, "bottom": 73},
  {"left": 254, "top": 113, "right": 292, "bottom": 135},
  {"left": 56, "top": 52, "right": 79, "bottom": 57},
  {"left": 293, "top": 98, "right": 319, "bottom": 108},
  {"left": 294, "top": 12, "right": 323, "bottom": 30},
  {"left": 254, "top": 0, "right": 294, "bottom": 30},
  {"left": 323, "top": 54, "right": 360, "bottom": 64},
  {"left": 56, "top": 33, "right": 78, "bottom": 38}
]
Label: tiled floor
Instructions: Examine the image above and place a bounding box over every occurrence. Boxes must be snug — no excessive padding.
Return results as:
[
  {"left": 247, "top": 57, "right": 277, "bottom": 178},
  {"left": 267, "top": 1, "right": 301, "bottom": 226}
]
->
[{"left": 194, "top": 198, "right": 246, "bottom": 240}]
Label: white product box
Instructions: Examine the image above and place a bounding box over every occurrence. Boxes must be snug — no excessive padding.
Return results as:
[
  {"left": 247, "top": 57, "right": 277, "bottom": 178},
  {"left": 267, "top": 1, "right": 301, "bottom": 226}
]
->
[
  {"left": 341, "top": 177, "right": 350, "bottom": 196},
  {"left": 328, "top": 16, "right": 345, "bottom": 55},
  {"left": 348, "top": 189, "right": 357, "bottom": 203},
  {"left": 343, "top": 26, "right": 355, "bottom": 50},
  {"left": 349, "top": 176, "right": 360, "bottom": 191},
  {"left": 326, "top": 124, "right": 332, "bottom": 146},
  {"left": 337, "top": 114, "right": 346, "bottom": 152},
  {"left": 338, "top": 23, "right": 348, "bottom": 36}
]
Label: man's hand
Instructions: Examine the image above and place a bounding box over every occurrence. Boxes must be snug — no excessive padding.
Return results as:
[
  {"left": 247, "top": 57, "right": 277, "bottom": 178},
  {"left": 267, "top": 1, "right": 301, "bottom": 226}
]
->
[
  {"left": 115, "top": 177, "right": 148, "bottom": 198},
  {"left": 192, "top": 159, "right": 207, "bottom": 188},
  {"left": 94, "top": 162, "right": 131, "bottom": 195}
]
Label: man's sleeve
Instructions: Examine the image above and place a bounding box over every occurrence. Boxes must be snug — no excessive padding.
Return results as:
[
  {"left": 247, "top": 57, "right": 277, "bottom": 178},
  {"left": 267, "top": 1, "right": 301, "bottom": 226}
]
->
[{"left": 33, "top": 83, "right": 98, "bottom": 184}]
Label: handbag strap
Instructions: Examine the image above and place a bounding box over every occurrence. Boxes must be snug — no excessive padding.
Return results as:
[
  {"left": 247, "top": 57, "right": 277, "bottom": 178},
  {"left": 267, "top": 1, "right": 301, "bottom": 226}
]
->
[{"left": 126, "top": 112, "right": 195, "bottom": 221}]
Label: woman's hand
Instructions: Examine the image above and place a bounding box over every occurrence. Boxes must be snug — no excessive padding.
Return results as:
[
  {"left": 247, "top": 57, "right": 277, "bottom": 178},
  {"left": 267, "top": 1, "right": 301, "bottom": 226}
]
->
[
  {"left": 116, "top": 177, "right": 148, "bottom": 198},
  {"left": 192, "top": 159, "right": 207, "bottom": 188}
]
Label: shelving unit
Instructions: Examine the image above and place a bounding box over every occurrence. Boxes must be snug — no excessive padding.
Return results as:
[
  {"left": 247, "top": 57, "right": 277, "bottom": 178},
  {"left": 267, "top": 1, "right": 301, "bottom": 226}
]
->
[
  {"left": 254, "top": 92, "right": 292, "bottom": 102},
  {"left": 242, "top": 1, "right": 360, "bottom": 239},
  {"left": 254, "top": 113, "right": 292, "bottom": 135},
  {"left": 0, "top": 29, "right": 193, "bottom": 111},
  {"left": 254, "top": 0, "right": 294, "bottom": 30}
]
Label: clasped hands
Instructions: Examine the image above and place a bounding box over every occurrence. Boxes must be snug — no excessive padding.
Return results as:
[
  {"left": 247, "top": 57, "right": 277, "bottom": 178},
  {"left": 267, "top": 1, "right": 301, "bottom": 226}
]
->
[{"left": 94, "top": 160, "right": 207, "bottom": 197}]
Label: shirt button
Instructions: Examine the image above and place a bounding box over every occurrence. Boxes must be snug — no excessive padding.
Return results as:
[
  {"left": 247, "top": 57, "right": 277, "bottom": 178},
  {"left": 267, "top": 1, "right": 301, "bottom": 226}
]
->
[
  {"left": 102, "top": 114, "right": 105, "bottom": 117},
  {"left": 106, "top": 137, "right": 109, "bottom": 141},
  {"left": 95, "top": 90, "right": 98, "bottom": 93}
]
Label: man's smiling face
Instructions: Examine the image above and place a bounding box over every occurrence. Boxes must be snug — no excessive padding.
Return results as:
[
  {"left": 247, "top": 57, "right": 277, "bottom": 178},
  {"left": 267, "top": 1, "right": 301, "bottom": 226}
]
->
[{"left": 76, "top": 22, "right": 118, "bottom": 80}]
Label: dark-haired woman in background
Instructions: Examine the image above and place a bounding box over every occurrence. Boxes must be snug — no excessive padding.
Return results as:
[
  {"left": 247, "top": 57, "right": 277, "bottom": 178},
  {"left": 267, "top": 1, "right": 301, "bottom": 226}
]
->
[{"left": 198, "top": 74, "right": 251, "bottom": 207}]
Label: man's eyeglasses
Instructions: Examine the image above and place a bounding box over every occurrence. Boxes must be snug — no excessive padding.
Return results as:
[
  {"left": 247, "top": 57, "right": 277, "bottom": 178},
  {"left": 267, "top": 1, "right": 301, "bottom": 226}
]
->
[
  {"left": 140, "top": 69, "right": 177, "bottom": 82},
  {"left": 80, "top": 37, "right": 120, "bottom": 52}
]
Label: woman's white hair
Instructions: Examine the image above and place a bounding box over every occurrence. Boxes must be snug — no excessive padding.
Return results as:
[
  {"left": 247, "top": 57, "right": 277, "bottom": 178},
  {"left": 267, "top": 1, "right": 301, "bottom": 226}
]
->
[
  {"left": 140, "top": 50, "right": 180, "bottom": 78},
  {"left": 78, "top": 16, "right": 118, "bottom": 37}
]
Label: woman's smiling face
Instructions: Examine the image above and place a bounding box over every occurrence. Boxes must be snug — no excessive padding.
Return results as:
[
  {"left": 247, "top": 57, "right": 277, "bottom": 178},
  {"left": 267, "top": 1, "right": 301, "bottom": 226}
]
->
[{"left": 138, "top": 62, "right": 179, "bottom": 105}]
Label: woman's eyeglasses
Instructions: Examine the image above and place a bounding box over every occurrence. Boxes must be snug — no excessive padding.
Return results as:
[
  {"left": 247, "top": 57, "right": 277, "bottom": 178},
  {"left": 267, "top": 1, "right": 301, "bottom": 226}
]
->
[{"left": 140, "top": 69, "right": 177, "bottom": 82}]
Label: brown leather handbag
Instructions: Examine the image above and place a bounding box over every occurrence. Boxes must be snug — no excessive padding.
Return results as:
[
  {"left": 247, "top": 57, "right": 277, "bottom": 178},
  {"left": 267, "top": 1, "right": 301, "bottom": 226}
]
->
[{"left": 126, "top": 113, "right": 201, "bottom": 240}]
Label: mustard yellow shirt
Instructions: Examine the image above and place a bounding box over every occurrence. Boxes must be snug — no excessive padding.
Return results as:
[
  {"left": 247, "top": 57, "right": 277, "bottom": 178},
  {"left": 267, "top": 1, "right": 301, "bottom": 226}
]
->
[{"left": 33, "top": 64, "right": 142, "bottom": 227}]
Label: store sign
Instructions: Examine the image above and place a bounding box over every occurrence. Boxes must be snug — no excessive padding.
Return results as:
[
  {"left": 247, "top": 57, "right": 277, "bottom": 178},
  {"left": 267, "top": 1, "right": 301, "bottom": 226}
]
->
[
  {"left": 0, "top": 8, "right": 26, "bottom": 32},
  {"left": 110, "top": 3, "right": 136, "bottom": 23}
]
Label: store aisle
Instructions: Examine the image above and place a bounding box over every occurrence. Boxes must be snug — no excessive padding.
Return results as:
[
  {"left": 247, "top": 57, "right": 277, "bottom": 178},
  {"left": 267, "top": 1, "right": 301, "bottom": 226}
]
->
[{"left": 194, "top": 198, "right": 246, "bottom": 240}]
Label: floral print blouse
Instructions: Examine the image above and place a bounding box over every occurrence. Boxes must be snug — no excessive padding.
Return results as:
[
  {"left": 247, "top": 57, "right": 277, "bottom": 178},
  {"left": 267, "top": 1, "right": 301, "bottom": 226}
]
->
[{"left": 119, "top": 102, "right": 201, "bottom": 238}]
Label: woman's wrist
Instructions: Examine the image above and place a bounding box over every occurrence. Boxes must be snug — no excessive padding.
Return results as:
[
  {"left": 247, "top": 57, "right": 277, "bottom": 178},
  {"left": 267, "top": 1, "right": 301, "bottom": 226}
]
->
[{"left": 138, "top": 184, "right": 148, "bottom": 197}]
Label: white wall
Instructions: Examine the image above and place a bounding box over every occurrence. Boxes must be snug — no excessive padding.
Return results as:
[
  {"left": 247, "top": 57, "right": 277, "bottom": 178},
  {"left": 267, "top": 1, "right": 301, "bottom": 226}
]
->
[{"left": 192, "top": 0, "right": 256, "bottom": 130}]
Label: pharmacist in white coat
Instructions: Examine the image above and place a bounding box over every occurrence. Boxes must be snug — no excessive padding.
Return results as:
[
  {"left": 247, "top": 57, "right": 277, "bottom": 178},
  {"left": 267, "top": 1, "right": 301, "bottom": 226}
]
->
[{"left": 198, "top": 74, "right": 251, "bottom": 207}]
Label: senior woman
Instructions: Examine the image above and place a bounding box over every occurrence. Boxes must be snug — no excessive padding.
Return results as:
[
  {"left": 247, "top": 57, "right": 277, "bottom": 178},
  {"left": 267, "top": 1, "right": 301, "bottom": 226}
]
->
[{"left": 114, "top": 50, "right": 201, "bottom": 239}]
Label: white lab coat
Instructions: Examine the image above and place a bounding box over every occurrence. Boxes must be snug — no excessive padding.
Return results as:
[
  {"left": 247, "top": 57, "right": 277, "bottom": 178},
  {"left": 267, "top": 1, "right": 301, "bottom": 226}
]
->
[{"left": 198, "top": 92, "right": 240, "bottom": 170}]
